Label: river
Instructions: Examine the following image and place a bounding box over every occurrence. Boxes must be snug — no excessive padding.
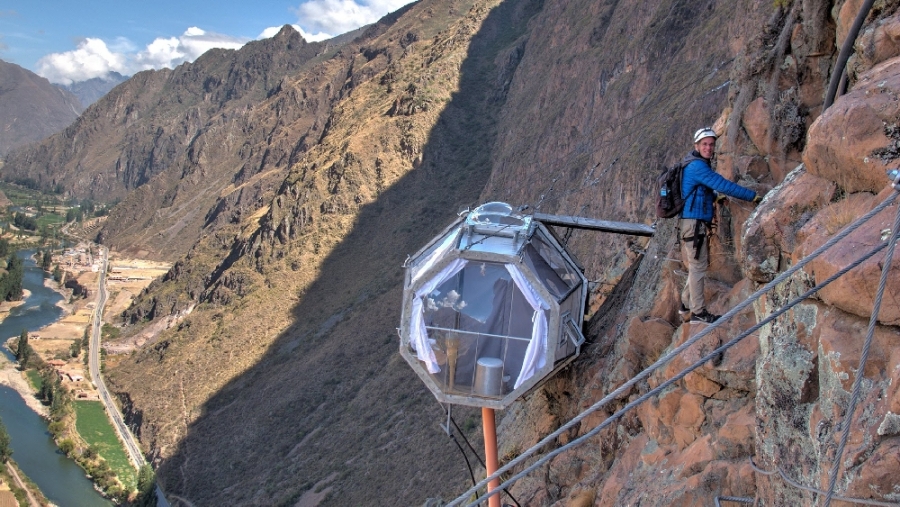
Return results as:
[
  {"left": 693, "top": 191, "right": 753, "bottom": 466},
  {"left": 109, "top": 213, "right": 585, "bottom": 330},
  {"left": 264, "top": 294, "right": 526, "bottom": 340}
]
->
[{"left": 0, "top": 250, "right": 112, "bottom": 506}]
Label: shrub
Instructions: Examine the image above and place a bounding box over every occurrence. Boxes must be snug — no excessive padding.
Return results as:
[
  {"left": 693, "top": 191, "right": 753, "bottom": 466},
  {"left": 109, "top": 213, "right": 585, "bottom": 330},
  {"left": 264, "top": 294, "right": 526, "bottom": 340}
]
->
[
  {"left": 47, "top": 421, "right": 65, "bottom": 437},
  {"left": 58, "top": 438, "right": 75, "bottom": 456}
]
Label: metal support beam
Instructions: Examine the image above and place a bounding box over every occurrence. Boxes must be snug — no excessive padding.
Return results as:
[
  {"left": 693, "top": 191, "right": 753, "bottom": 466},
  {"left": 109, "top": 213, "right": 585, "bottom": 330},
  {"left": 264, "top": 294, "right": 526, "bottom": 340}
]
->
[{"left": 533, "top": 213, "right": 655, "bottom": 237}]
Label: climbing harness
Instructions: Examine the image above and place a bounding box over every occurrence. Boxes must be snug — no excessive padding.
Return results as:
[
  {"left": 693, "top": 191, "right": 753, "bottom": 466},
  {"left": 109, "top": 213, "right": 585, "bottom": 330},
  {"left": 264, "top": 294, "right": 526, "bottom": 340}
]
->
[{"left": 681, "top": 219, "right": 712, "bottom": 260}]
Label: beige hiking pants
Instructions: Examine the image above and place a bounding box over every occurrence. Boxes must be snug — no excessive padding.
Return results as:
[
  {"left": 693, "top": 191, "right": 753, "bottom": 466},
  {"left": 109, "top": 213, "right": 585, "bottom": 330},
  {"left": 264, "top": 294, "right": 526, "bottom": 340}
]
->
[{"left": 680, "top": 218, "right": 710, "bottom": 314}]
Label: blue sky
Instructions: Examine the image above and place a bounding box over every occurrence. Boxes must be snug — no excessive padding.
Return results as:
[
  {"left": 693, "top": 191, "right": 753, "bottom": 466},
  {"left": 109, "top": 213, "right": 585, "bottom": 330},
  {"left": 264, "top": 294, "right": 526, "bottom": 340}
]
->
[{"left": 0, "top": 0, "right": 413, "bottom": 85}]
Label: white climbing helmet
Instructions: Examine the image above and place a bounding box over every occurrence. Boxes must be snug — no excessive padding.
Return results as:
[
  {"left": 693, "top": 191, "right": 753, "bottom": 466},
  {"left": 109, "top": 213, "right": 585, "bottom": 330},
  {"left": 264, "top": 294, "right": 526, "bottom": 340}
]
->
[{"left": 693, "top": 127, "right": 717, "bottom": 143}]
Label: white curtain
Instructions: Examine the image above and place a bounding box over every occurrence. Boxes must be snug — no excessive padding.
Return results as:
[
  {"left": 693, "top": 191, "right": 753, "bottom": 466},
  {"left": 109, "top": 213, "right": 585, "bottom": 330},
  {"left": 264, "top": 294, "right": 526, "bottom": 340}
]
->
[
  {"left": 506, "top": 263, "right": 550, "bottom": 388},
  {"left": 410, "top": 258, "right": 468, "bottom": 373}
]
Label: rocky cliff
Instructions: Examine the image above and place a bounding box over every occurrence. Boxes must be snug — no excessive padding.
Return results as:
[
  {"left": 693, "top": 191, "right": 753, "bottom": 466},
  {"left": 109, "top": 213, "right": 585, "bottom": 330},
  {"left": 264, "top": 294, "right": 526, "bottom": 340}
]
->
[
  {"left": 6, "top": 0, "right": 900, "bottom": 505},
  {"left": 490, "top": 2, "right": 900, "bottom": 505}
]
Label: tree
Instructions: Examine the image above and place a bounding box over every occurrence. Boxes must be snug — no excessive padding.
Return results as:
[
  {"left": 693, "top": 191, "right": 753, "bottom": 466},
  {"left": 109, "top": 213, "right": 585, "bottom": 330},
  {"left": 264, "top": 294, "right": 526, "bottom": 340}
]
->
[
  {"left": 5, "top": 254, "right": 23, "bottom": 301},
  {"left": 82, "top": 446, "right": 98, "bottom": 460},
  {"left": 49, "top": 382, "right": 70, "bottom": 419},
  {"left": 14, "top": 330, "right": 29, "bottom": 367},
  {"left": 39, "top": 368, "right": 59, "bottom": 403},
  {"left": 14, "top": 330, "right": 27, "bottom": 360},
  {"left": 135, "top": 464, "right": 158, "bottom": 507},
  {"left": 70, "top": 338, "right": 81, "bottom": 358},
  {"left": 12, "top": 212, "right": 36, "bottom": 231},
  {"left": 58, "top": 438, "right": 75, "bottom": 456},
  {"left": 41, "top": 250, "right": 52, "bottom": 271},
  {"left": 0, "top": 416, "right": 11, "bottom": 463}
]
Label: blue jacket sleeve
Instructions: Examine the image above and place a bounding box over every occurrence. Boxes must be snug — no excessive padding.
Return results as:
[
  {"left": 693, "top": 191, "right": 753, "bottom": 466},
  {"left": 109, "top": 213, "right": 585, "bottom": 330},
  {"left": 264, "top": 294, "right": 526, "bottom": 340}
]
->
[{"left": 689, "top": 160, "right": 756, "bottom": 201}]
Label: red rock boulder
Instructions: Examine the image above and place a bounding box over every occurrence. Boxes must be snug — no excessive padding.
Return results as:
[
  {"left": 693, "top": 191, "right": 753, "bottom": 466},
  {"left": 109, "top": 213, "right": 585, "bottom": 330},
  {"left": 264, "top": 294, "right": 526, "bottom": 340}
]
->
[
  {"left": 740, "top": 166, "right": 836, "bottom": 282},
  {"left": 803, "top": 57, "right": 900, "bottom": 194},
  {"left": 798, "top": 188, "right": 900, "bottom": 325}
]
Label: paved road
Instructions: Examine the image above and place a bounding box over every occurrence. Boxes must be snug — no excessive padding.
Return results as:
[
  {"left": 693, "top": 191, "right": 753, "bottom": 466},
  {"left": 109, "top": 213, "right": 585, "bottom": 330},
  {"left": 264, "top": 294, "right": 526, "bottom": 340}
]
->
[
  {"left": 88, "top": 247, "right": 144, "bottom": 468},
  {"left": 87, "top": 246, "right": 170, "bottom": 507}
]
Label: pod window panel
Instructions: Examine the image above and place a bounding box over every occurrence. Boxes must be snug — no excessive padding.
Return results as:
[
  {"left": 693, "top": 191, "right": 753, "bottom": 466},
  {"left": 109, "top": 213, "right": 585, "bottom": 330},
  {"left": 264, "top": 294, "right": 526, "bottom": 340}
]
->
[{"left": 422, "top": 262, "right": 535, "bottom": 396}]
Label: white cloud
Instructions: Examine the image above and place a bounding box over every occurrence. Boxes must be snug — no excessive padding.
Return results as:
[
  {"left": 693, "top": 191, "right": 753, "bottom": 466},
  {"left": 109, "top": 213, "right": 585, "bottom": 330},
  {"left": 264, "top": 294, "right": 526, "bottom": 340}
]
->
[
  {"left": 291, "top": 0, "right": 412, "bottom": 36},
  {"left": 131, "top": 27, "right": 248, "bottom": 71},
  {"left": 36, "top": 37, "right": 129, "bottom": 85},
  {"left": 36, "top": 27, "right": 249, "bottom": 85},
  {"left": 35, "top": 0, "right": 416, "bottom": 86}
]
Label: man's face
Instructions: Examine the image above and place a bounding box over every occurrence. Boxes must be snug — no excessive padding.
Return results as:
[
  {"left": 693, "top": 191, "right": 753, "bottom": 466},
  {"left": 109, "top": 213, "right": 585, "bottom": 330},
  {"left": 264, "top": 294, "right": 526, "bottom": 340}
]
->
[{"left": 695, "top": 136, "right": 716, "bottom": 159}]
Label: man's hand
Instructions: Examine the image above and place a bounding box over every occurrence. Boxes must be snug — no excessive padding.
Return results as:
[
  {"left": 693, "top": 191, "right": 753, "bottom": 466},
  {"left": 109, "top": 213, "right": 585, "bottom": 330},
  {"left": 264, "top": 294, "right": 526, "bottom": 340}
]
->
[
  {"left": 752, "top": 194, "right": 763, "bottom": 204},
  {"left": 715, "top": 193, "right": 727, "bottom": 203}
]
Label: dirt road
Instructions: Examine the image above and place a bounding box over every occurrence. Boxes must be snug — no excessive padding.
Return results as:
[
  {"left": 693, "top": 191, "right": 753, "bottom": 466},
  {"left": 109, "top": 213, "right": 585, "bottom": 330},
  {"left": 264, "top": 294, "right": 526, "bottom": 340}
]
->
[{"left": 7, "top": 462, "right": 39, "bottom": 507}]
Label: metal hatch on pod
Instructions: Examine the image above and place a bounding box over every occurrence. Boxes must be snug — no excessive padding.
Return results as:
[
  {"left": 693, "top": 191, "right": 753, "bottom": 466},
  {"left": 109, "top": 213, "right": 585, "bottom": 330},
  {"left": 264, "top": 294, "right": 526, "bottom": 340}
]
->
[{"left": 399, "top": 201, "right": 588, "bottom": 410}]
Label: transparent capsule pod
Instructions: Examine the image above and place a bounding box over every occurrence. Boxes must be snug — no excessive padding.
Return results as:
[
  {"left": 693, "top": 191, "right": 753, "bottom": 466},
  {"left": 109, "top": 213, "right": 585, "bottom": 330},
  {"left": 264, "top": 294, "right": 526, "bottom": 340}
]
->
[{"left": 400, "top": 202, "right": 587, "bottom": 409}]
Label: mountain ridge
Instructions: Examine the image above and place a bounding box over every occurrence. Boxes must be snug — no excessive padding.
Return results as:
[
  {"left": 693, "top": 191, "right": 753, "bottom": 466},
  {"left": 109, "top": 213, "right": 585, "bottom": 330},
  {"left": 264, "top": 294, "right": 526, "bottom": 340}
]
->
[
  {"left": 57, "top": 72, "right": 128, "bottom": 108},
  {"left": 0, "top": 59, "right": 83, "bottom": 157}
]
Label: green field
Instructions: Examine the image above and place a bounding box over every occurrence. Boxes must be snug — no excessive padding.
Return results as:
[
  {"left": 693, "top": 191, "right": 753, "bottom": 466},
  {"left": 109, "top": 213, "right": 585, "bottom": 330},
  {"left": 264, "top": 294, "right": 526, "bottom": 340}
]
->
[
  {"left": 25, "top": 369, "right": 42, "bottom": 391},
  {"left": 36, "top": 213, "right": 65, "bottom": 228},
  {"left": 74, "top": 401, "right": 136, "bottom": 490}
]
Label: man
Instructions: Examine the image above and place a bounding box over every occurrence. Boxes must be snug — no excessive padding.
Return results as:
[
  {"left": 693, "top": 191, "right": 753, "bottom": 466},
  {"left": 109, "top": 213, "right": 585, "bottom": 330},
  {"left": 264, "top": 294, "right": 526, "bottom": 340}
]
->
[{"left": 680, "top": 127, "right": 761, "bottom": 323}]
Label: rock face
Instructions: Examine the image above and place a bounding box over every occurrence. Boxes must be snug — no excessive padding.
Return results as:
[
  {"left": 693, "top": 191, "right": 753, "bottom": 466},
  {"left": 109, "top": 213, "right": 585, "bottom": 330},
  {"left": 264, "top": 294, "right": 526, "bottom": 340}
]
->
[
  {"left": 0, "top": 59, "right": 83, "bottom": 156},
  {"left": 747, "top": 53, "right": 900, "bottom": 507},
  {"left": 496, "top": 2, "right": 900, "bottom": 506},
  {"left": 11, "top": 0, "right": 900, "bottom": 505}
]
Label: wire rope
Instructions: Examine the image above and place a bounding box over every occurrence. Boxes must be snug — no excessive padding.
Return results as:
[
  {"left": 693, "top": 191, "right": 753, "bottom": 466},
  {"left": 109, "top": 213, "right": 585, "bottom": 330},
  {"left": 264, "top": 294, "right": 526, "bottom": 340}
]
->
[
  {"left": 823, "top": 197, "right": 900, "bottom": 506},
  {"left": 823, "top": 0, "right": 876, "bottom": 109},
  {"left": 462, "top": 230, "right": 892, "bottom": 506},
  {"left": 714, "top": 497, "right": 755, "bottom": 506},
  {"left": 449, "top": 430, "right": 478, "bottom": 488},
  {"left": 748, "top": 458, "right": 900, "bottom": 507},
  {"left": 445, "top": 189, "right": 899, "bottom": 506},
  {"left": 450, "top": 416, "right": 522, "bottom": 507}
]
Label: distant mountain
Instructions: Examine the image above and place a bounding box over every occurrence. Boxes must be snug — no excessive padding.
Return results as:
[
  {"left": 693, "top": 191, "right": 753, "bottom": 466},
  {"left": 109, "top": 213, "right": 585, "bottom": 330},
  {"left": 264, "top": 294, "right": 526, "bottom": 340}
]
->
[
  {"left": 59, "top": 72, "right": 129, "bottom": 106},
  {"left": 0, "top": 59, "right": 83, "bottom": 156},
  {"left": 2, "top": 25, "right": 333, "bottom": 258}
]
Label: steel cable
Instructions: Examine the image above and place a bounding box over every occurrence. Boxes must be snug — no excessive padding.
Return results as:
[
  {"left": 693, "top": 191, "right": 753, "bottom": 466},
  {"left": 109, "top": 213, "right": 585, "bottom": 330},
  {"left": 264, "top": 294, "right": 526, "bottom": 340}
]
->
[
  {"left": 748, "top": 458, "right": 900, "bottom": 507},
  {"left": 446, "top": 190, "right": 899, "bottom": 507},
  {"left": 823, "top": 0, "right": 876, "bottom": 109},
  {"left": 463, "top": 228, "right": 891, "bottom": 506},
  {"left": 714, "top": 497, "right": 755, "bottom": 506},
  {"left": 450, "top": 417, "right": 522, "bottom": 507},
  {"left": 823, "top": 198, "right": 900, "bottom": 506}
]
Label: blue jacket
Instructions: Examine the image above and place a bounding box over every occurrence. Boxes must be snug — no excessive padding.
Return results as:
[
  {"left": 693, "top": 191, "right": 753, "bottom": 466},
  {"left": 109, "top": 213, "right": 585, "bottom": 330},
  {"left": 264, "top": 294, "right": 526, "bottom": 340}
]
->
[{"left": 681, "top": 151, "right": 755, "bottom": 222}]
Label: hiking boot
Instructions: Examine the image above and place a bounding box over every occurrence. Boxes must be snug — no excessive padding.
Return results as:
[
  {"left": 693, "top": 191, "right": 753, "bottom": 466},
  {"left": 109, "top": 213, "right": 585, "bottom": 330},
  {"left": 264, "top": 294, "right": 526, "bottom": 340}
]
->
[
  {"left": 678, "top": 303, "right": 690, "bottom": 321},
  {"left": 691, "top": 309, "right": 719, "bottom": 324}
]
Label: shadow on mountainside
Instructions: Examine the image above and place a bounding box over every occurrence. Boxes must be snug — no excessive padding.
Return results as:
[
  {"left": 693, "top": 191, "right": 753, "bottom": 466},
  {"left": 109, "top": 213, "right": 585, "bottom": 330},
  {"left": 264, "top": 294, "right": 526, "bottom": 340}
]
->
[{"left": 154, "top": 0, "right": 544, "bottom": 504}]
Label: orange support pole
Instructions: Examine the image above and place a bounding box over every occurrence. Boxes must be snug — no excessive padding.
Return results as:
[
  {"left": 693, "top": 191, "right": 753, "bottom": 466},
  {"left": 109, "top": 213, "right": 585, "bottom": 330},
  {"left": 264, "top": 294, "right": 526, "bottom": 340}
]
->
[{"left": 482, "top": 407, "right": 501, "bottom": 507}]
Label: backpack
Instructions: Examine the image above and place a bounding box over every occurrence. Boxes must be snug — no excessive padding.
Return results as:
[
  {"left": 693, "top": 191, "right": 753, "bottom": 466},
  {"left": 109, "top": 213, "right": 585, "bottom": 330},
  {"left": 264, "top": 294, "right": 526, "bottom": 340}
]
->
[{"left": 655, "top": 161, "right": 687, "bottom": 218}]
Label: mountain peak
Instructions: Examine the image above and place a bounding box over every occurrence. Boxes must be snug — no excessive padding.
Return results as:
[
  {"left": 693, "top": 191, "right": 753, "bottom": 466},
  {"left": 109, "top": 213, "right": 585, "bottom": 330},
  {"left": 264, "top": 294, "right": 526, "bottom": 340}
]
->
[{"left": 274, "top": 24, "right": 302, "bottom": 41}]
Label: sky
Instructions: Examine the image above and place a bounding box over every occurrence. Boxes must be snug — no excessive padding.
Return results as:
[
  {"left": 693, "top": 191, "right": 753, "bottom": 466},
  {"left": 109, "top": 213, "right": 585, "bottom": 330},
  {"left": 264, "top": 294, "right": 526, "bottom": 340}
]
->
[{"left": 0, "top": 0, "right": 414, "bottom": 85}]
